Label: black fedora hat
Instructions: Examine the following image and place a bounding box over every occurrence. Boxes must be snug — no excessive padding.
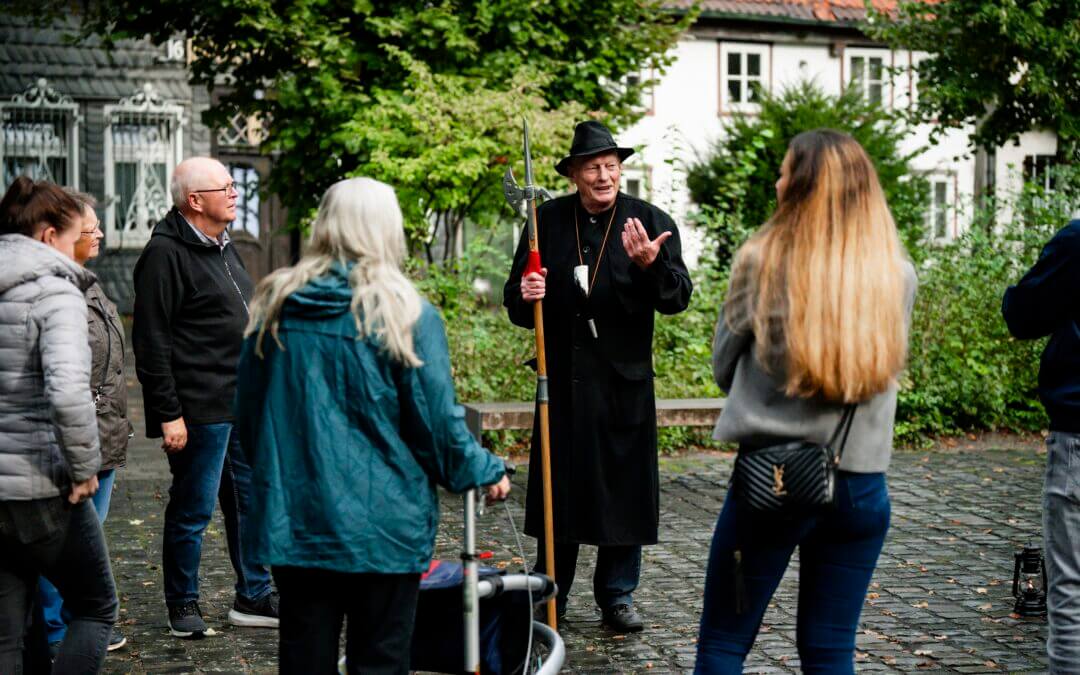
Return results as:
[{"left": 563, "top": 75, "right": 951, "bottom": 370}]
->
[{"left": 555, "top": 121, "right": 634, "bottom": 177}]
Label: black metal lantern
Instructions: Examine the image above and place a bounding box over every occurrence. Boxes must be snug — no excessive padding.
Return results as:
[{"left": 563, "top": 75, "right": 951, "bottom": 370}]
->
[{"left": 1012, "top": 543, "right": 1048, "bottom": 617}]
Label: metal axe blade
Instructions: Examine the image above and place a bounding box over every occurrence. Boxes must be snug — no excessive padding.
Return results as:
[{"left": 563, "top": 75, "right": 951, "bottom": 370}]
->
[{"left": 503, "top": 166, "right": 525, "bottom": 217}]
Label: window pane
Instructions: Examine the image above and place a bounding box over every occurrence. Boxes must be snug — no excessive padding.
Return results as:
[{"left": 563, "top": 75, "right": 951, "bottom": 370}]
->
[
  {"left": 851, "top": 57, "right": 865, "bottom": 85},
  {"left": 869, "top": 83, "right": 883, "bottom": 105},
  {"left": 229, "top": 163, "right": 261, "bottom": 238},
  {"left": 747, "top": 53, "right": 761, "bottom": 77},
  {"left": 728, "top": 52, "right": 741, "bottom": 76},
  {"left": 935, "top": 209, "right": 946, "bottom": 238},
  {"left": 728, "top": 79, "right": 742, "bottom": 103},
  {"left": 935, "top": 182, "right": 947, "bottom": 206},
  {"left": 114, "top": 162, "right": 137, "bottom": 231},
  {"left": 869, "top": 58, "right": 884, "bottom": 82},
  {"left": 748, "top": 80, "right": 762, "bottom": 103},
  {"left": 625, "top": 178, "right": 641, "bottom": 198}
]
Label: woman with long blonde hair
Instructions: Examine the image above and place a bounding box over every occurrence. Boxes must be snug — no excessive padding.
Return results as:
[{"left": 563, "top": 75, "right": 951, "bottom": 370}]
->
[
  {"left": 696, "top": 130, "right": 917, "bottom": 673},
  {"left": 234, "top": 177, "right": 510, "bottom": 674}
]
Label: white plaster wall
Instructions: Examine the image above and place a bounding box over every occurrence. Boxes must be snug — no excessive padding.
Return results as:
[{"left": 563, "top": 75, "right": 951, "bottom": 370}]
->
[{"left": 619, "top": 31, "right": 1057, "bottom": 265}]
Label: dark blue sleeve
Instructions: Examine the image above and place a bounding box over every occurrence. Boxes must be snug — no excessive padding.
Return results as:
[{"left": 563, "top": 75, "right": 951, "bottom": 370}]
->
[{"left": 1002, "top": 222, "right": 1080, "bottom": 340}]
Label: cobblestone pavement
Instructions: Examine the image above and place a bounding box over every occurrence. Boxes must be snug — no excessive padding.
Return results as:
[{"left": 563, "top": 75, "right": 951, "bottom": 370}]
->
[
  {"left": 99, "top": 347, "right": 1049, "bottom": 674},
  {"left": 100, "top": 428, "right": 1050, "bottom": 673}
]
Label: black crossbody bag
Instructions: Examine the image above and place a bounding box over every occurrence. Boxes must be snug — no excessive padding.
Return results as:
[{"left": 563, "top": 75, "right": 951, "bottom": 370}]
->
[{"left": 731, "top": 404, "right": 857, "bottom": 514}]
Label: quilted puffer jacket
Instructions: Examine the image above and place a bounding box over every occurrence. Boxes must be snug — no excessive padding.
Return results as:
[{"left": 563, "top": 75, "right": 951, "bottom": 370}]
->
[{"left": 0, "top": 234, "right": 101, "bottom": 500}]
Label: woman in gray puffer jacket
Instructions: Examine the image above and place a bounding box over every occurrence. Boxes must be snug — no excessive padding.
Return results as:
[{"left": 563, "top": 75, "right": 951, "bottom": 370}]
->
[
  {"left": 36, "top": 190, "right": 132, "bottom": 654},
  {"left": 0, "top": 177, "right": 118, "bottom": 674}
]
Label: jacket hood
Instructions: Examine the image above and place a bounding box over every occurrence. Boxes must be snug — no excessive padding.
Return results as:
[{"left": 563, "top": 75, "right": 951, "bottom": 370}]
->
[
  {"left": 151, "top": 207, "right": 223, "bottom": 249},
  {"left": 0, "top": 234, "right": 96, "bottom": 297},
  {"left": 284, "top": 262, "right": 355, "bottom": 320}
]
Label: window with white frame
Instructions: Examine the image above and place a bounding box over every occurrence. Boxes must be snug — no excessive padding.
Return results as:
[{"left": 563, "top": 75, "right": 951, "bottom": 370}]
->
[
  {"left": 104, "top": 84, "right": 184, "bottom": 249},
  {"left": 228, "top": 162, "right": 261, "bottom": 239},
  {"left": 621, "top": 165, "right": 650, "bottom": 200},
  {"left": 847, "top": 49, "right": 890, "bottom": 106},
  {"left": 926, "top": 174, "right": 954, "bottom": 240},
  {"left": 1, "top": 79, "right": 81, "bottom": 189},
  {"left": 720, "top": 43, "right": 768, "bottom": 113},
  {"left": 1024, "top": 154, "right": 1057, "bottom": 192}
]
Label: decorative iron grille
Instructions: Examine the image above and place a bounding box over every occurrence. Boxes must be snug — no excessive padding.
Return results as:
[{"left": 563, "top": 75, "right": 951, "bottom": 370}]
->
[
  {"left": 0, "top": 78, "right": 81, "bottom": 189},
  {"left": 103, "top": 83, "right": 185, "bottom": 249}
]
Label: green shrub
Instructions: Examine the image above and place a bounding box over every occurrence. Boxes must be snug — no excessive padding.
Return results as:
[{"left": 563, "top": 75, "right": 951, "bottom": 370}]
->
[
  {"left": 412, "top": 236, "right": 727, "bottom": 454},
  {"left": 897, "top": 165, "right": 1080, "bottom": 442}
]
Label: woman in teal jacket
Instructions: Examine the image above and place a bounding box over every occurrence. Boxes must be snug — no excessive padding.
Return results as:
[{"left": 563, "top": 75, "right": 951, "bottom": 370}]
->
[{"left": 234, "top": 177, "right": 510, "bottom": 675}]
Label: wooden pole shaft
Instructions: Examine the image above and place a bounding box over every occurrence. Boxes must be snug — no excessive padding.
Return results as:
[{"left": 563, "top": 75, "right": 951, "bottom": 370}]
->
[
  {"left": 532, "top": 300, "right": 557, "bottom": 631},
  {"left": 526, "top": 197, "right": 557, "bottom": 632}
]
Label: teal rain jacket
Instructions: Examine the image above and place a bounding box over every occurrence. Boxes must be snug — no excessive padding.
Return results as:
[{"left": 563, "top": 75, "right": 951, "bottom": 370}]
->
[{"left": 234, "top": 264, "right": 505, "bottom": 573}]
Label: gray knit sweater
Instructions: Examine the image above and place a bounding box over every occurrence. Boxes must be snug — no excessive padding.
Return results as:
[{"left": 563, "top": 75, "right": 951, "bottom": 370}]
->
[{"left": 711, "top": 261, "right": 917, "bottom": 473}]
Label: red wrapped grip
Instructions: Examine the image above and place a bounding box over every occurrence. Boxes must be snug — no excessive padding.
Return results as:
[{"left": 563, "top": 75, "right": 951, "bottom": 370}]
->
[{"left": 524, "top": 250, "right": 543, "bottom": 278}]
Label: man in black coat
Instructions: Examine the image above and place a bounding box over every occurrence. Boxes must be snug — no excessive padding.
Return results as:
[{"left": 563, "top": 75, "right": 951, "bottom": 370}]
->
[
  {"left": 503, "top": 121, "right": 692, "bottom": 633},
  {"left": 133, "top": 157, "right": 276, "bottom": 638}
]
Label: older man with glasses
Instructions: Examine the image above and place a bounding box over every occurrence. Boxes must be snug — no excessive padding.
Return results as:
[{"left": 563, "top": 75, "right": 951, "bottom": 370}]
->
[{"left": 133, "top": 157, "right": 277, "bottom": 639}]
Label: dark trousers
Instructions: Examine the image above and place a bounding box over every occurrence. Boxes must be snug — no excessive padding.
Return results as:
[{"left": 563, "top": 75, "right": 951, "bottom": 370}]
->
[
  {"left": 273, "top": 566, "right": 420, "bottom": 675},
  {"left": 695, "top": 472, "right": 890, "bottom": 674},
  {"left": 534, "top": 539, "right": 641, "bottom": 612},
  {"left": 0, "top": 498, "right": 118, "bottom": 674},
  {"left": 163, "top": 422, "right": 271, "bottom": 606}
]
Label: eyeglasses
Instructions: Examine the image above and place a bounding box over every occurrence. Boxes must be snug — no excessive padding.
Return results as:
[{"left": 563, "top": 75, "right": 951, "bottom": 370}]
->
[
  {"left": 79, "top": 224, "right": 101, "bottom": 238},
  {"left": 192, "top": 182, "right": 238, "bottom": 195}
]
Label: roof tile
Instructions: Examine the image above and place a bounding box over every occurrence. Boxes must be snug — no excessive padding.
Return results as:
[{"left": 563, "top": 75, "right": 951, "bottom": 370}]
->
[{"left": 680, "top": 0, "right": 901, "bottom": 23}]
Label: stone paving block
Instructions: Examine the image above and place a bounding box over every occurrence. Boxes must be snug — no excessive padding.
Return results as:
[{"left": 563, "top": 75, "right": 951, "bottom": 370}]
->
[{"left": 97, "top": 369, "right": 1050, "bottom": 673}]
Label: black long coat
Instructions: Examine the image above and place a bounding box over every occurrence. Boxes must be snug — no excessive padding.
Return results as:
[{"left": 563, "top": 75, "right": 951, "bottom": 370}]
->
[{"left": 503, "top": 192, "right": 692, "bottom": 545}]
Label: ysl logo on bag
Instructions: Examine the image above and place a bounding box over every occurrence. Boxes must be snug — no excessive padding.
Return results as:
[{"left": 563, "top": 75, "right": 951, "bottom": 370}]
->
[{"left": 772, "top": 464, "right": 787, "bottom": 497}]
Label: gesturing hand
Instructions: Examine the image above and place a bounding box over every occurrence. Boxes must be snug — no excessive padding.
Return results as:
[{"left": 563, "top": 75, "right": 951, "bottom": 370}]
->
[{"left": 620, "top": 217, "right": 672, "bottom": 270}]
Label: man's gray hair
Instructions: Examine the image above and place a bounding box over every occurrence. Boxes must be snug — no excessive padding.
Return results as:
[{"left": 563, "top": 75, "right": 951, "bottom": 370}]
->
[
  {"left": 170, "top": 167, "right": 193, "bottom": 208},
  {"left": 171, "top": 157, "right": 227, "bottom": 209}
]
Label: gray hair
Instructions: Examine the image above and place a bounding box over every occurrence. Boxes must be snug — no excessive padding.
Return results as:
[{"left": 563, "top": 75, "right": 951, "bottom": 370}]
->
[
  {"left": 246, "top": 177, "right": 424, "bottom": 366},
  {"left": 63, "top": 188, "right": 98, "bottom": 211},
  {"left": 171, "top": 157, "right": 226, "bottom": 208}
]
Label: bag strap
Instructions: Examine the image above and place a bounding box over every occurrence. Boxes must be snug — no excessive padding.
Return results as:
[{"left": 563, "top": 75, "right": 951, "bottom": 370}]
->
[{"left": 826, "top": 404, "right": 858, "bottom": 463}]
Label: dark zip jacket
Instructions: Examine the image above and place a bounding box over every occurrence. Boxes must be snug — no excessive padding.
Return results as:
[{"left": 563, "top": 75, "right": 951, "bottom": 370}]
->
[
  {"left": 132, "top": 207, "right": 253, "bottom": 437},
  {"left": 1002, "top": 220, "right": 1080, "bottom": 432}
]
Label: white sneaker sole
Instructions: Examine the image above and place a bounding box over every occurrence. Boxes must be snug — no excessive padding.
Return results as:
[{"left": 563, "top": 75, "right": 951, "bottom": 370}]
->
[
  {"left": 228, "top": 608, "right": 279, "bottom": 628},
  {"left": 169, "top": 625, "right": 215, "bottom": 639},
  {"left": 107, "top": 636, "right": 127, "bottom": 651}
]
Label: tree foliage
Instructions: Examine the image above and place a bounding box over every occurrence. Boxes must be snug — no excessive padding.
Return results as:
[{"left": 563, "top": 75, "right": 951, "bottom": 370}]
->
[
  {"left": 685, "top": 81, "right": 928, "bottom": 266},
  {"left": 870, "top": 0, "right": 1080, "bottom": 154},
  {"left": 22, "top": 0, "right": 693, "bottom": 259}
]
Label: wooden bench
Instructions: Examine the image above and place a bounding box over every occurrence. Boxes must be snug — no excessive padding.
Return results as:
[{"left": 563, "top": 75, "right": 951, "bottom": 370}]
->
[{"left": 463, "top": 398, "right": 724, "bottom": 439}]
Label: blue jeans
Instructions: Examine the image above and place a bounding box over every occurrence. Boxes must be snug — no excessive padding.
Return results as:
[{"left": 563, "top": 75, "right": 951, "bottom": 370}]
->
[
  {"left": 37, "top": 469, "right": 116, "bottom": 644},
  {"left": 0, "top": 498, "right": 118, "bottom": 674},
  {"left": 1044, "top": 431, "right": 1080, "bottom": 673},
  {"left": 695, "top": 472, "right": 890, "bottom": 674},
  {"left": 534, "top": 539, "right": 641, "bottom": 612},
  {"left": 163, "top": 423, "right": 271, "bottom": 606}
]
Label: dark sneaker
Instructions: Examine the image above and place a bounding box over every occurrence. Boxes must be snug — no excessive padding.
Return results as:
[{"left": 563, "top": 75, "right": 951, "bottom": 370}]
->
[
  {"left": 602, "top": 603, "right": 644, "bottom": 633},
  {"left": 228, "top": 592, "right": 279, "bottom": 628},
  {"left": 107, "top": 627, "right": 127, "bottom": 651},
  {"left": 168, "top": 601, "right": 208, "bottom": 638},
  {"left": 48, "top": 641, "right": 60, "bottom": 660}
]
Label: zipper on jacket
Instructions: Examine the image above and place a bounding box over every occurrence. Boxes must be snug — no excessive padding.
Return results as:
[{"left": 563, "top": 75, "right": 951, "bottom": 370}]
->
[{"left": 220, "top": 247, "right": 249, "bottom": 316}]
